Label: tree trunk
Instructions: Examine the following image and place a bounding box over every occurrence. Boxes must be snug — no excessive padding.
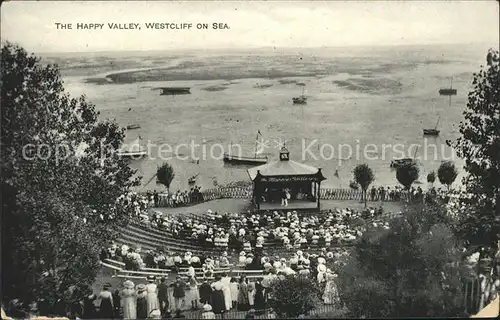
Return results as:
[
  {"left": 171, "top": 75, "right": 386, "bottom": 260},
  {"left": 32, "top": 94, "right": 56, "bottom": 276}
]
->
[{"left": 364, "top": 189, "right": 367, "bottom": 208}]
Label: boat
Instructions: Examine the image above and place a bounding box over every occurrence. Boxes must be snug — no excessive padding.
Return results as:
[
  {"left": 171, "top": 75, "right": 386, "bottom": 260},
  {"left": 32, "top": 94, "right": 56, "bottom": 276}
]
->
[
  {"left": 188, "top": 174, "right": 199, "bottom": 184},
  {"left": 117, "top": 137, "right": 147, "bottom": 159},
  {"left": 390, "top": 158, "right": 416, "bottom": 169},
  {"left": 223, "top": 131, "right": 268, "bottom": 165},
  {"left": 223, "top": 154, "right": 268, "bottom": 165},
  {"left": 423, "top": 116, "right": 440, "bottom": 136},
  {"left": 292, "top": 86, "right": 307, "bottom": 105},
  {"left": 439, "top": 77, "right": 457, "bottom": 96},
  {"left": 390, "top": 146, "right": 419, "bottom": 169},
  {"left": 126, "top": 124, "right": 141, "bottom": 130},
  {"left": 158, "top": 87, "right": 191, "bottom": 96}
]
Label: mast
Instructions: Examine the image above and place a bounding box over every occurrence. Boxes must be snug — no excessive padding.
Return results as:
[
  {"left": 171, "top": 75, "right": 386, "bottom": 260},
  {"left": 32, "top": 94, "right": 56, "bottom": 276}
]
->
[
  {"left": 254, "top": 132, "right": 259, "bottom": 158},
  {"left": 413, "top": 145, "right": 419, "bottom": 159},
  {"left": 434, "top": 116, "right": 440, "bottom": 130}
]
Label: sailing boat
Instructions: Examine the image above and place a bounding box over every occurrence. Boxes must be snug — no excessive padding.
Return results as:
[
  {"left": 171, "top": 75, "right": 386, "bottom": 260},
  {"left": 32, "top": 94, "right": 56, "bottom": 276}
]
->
[
  {"left": 188, "top": 173, "right": 199, "bottom": 184},
  {"left": 223, "top": 131, "right": 268, "bottom": 165},
  {"left": 292, "top": 86, "right": 307, "bottom": 105},
  {"left": 423, "top": 116, "right": 440, "bottom": 136},
  {"left": 117, "top": 136, "right": 147, "bottom": 159},
  {"left": 439, "top": 77, "right": 458, "bottom": 96},
  {"left": 390, "top": 146, "right": 419, "bottom": 169}
]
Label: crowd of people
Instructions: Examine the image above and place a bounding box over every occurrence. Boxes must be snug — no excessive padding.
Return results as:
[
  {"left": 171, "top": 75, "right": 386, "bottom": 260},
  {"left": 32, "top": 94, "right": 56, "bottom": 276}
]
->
[
  {"left": 138, "top": 207, "right": 388, "bottom": 255},
  {"left": 142, "top": 187, "right": 205, "bottom": 209},
  {"left": 97, "top": 245, "right": 345, "bottom": 319}
]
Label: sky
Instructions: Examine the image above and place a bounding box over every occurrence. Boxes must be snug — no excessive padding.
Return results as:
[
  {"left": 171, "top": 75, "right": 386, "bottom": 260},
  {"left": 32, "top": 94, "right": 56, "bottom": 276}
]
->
[{"left": 1, "top": 1, "right": 499, "bottom": 53}]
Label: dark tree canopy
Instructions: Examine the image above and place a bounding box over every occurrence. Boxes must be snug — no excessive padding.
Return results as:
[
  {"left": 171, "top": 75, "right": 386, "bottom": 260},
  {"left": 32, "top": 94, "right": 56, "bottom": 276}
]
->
[
  {"left": 353, "top": 164, "right": 375, "bottom": 207},
  {"left": 1, "top": 43, "right": 139, "bottom": 310},
  {"left": 156, "top": 162, "right": 175, "bottom": 191},
  {"left": 396, "top": 162, "right": 420, "bottom": 190},
  {"left": 427, "top": 171, "right": 436, "bottom": 184},
  {"left": 438, "top": 161, "right": 458, "bottom": 190},
  {"left": 449, "top": 48, "right": 500, "bottom": 252},
  {"left": 337, "top": 205, "right": 466, "bottom": 318}
]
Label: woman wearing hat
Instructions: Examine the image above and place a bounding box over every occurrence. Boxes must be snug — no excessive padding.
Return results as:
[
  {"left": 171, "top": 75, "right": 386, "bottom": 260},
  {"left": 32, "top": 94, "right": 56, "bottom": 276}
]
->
[
  {"left": 146, "top": 276, "right": 160, "bottom": 315},
  {"left": 322, "top": 272, "right": 340, "bottom": 306},
  {"left": 136, "top": 284, "right": 148, "bottom": 320},
  {"left": 122, "top": 280, "right": 137, "bottom": 320},
  {"left": 211, "top": 282, "right": 226, "bottom": 315},
  {"left": 98, "top": 283, "right": 114, "bottom": 319},
  {"left": 237, "top": 276, "right": 250, "bottom": 311}
]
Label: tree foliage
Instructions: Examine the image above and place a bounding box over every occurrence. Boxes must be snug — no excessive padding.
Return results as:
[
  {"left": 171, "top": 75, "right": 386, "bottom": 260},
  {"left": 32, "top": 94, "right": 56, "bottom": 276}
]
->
[
  {"left": 1, "top": 43, "right": 139, "bottom": 311},
  {"left": 353, "top": 164, "right": 375, "bottom": 207},
  {"left": 449, "top": 48, "right": 500, "bottom": 254},
  {"left": 337, "top": 205, "right": 466, "bottom": 318},
  {"left": 438, "top": 161, "right": 458, "bottom": 190},
  {"left": 396, "top": 162, "right": 420, "bottom": 190},
  {"left": 427, "top": 171, "right": 436, "bottom": 184},
  {"left": 156, "top": 162, "right": 175, "bottom": 191},
  {"left": 267, "top": 275, "right": 322, "bottom": 318}
]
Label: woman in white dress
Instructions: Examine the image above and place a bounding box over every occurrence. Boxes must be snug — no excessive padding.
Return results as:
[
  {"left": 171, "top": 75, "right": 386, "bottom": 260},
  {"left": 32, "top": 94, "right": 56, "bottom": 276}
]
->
[
  {"left": 323, "top": 272, "right": 340, "bottom": 306},
  {"left": 121, "top": 280, "right": 137, "bottom": 320},
  {"left": 146, "top": 276, "right": 160, "bottom": 315},
  {"left": 247, "top": 282, "right": 256, "bottom": 307},
  {"left": 220, "top": 273, "right": 233, "bottom": 311}
]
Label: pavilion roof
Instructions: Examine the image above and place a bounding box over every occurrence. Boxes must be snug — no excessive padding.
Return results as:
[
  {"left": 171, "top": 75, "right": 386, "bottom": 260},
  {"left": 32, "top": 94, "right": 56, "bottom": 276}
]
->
[{"left": 247, "top": 159, "right": 325, "bottom": 181}]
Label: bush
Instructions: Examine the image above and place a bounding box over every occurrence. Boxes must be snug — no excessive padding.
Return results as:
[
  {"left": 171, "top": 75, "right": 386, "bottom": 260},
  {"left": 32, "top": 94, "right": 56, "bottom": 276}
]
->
[
  {"left": 267, "top": 275, "right": 322, "bottom": 318},
  {"left": 337, "top": 204, "right": 466, "bottom": 317}
]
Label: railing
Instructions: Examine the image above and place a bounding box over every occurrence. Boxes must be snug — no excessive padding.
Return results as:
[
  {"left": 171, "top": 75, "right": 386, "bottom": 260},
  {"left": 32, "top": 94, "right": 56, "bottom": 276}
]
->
[{"left": 142, "top": 186, "right": 422, "bottom": 208}]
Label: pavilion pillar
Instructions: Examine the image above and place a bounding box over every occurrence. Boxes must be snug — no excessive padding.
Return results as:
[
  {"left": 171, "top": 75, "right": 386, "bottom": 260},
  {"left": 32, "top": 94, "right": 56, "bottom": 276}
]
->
[{"left": 317, "top": 180, "right": 321, "bottom": 209}]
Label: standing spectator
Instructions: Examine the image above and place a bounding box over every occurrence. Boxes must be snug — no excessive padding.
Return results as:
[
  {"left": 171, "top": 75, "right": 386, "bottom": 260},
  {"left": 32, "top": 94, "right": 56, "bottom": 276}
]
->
[
  {"left": 122, "top": 280, "right": 137, "bottom": 320},
  {"left": 83, "top": 293, "right": 97, "bottom": 319},
  {"left": 154, "top": 190, "right": 159, "bottom": 207},
  {"left": 199, "top": 277, "right": 213, "bottom": 305},
  {"left": 112, "top": 289, "right": 121, "bottom": 318},
  {"left": 172, "top": 276, "right": 186, "bottom": 313},
  {"left": 98, "top": 283, "right": 114, "bottom": 319},
  {"left": 136, "top": 284, "right": 148, "bottom": 320},
  {"left": 157, "top": 277, "right": 169, "bottom": 316},
  {"left": 211, "top": 282, "right": 226, "bottom": 316},
  {"left": 146, "top": 276, "right": 160, "bottom": 315},
  {"left": 187, "top": 276, "right": 200, "bottom": 310}
]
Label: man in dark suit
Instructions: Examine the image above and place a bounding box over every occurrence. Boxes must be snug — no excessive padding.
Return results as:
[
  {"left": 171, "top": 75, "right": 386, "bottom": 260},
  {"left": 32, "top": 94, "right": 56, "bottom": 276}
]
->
[{"left": 158, "top": 277, "right": 169, "bottom": 316}]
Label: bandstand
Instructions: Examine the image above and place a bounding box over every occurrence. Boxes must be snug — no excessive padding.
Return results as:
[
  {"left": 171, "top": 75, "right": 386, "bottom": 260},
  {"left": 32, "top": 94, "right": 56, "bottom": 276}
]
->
[{"left": 247, "top": 146, "right": 326, "bottom": 211}]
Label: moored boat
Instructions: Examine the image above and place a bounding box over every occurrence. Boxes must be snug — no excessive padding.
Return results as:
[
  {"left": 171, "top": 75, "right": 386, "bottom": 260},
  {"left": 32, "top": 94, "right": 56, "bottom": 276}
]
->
[
  {"left": 126, "top": 124, "right": 141, "bottom": 130},
  {"left": 158, "top": 87, "right": 191, "bottom": 95},
  {"left": 390, "top": 158, "right": 416, "bottom": 169},
  {"left": 188, "top": 174, "right": 199, "bottom": 184},
  {"left": 423, "top": 128, "right": 440, "bottom": 136},
  {"left": 223, "top": 131, "right": 268, "bottom": 165},
  {"left": 117, "top": 137, "right": 147, "bottom": 159},
  {"left": 223, "top": 154, "right": 268, "bottom": 165},
  {"left": 292, "top": 95, "right": 307, "bottom": 104}
]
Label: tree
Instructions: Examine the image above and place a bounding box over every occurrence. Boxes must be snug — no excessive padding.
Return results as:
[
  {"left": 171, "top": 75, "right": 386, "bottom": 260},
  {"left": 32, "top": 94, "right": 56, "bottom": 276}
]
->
[
  {"left": 396, "top": 162, "right": 419, "bottom": 190},
  {"left": 156, "top": 162, "right": 175, "bottom": 193},
  {"left": 438, "top": 161, "right": 458, "bottom": 190},
  {"left": 1, "top": 43, "right": 140, "bottom": 313},
  {"left": 337, "top": 205, "right": 467, "bottom": 318},
  {"left": 448, "top": 49, "right": 500, "bottom": 299},
  {"left": 267, "top": 275, "right": 322, "bottom": 318},
  {"left": 353, "top": 164, "right": 375, "bottom": 207},
  {"left": 427, "top": 171, "right": 436, "bottom": 185}
]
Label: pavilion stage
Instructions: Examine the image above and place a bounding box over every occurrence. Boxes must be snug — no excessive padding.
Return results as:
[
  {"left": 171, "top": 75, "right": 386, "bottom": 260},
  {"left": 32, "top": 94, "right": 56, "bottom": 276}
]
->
[{"left": 257, "top": 200, "right": 319, "bottom": 212}]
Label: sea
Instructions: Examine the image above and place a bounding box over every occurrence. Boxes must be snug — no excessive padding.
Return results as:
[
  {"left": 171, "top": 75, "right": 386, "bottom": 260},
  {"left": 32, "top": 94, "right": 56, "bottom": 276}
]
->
[{"left": 41, "top": 44, "right": 493, "bottom": 192}]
